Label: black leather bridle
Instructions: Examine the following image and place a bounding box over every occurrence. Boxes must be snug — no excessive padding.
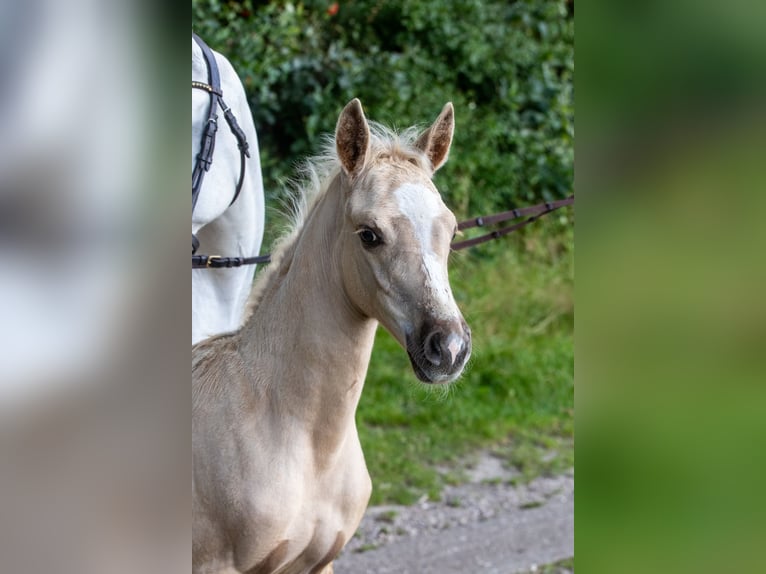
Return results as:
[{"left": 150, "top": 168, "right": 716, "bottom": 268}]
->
[{"left": 192, "top": 32, "right": 251, "bottom": 257}]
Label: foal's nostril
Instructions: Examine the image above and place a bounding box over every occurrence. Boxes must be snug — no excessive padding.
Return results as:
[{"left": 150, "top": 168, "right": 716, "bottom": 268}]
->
[{"left": 423, "top": 331, "right": 443, "bottom": 366}]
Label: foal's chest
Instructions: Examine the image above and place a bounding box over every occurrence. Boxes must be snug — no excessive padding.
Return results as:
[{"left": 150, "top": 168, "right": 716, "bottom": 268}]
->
[
  {"left": 241, "top": 439, "right": 372, "bottom": 573},
  {"left": 254, "top": 526, "right": 345, "bottom": 574}
]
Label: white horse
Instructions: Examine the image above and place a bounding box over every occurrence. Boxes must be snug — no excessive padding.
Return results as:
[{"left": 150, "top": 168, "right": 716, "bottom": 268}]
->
[
  {"left": 192, "top": 35, "right": 265, "bottom": 344},
  {"left": 193, "top": 99, "right": 471, "bottom": 573}
]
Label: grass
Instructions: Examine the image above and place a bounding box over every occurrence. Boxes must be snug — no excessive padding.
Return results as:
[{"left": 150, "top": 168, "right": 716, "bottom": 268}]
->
[
  {"left": 526, "top": 557, "right": 574, "bottom": 573},
  {"left": 502, "top": 432, "right": 575, "bottom": 486},
  {"left": 356, "top": 219, "right": 574, "bottom": 505}
]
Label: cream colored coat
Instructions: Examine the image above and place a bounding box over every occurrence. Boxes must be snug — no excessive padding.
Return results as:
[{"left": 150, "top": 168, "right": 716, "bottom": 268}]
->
[{"left": 192, "top": 100, "right": 471, "bottom": 574}]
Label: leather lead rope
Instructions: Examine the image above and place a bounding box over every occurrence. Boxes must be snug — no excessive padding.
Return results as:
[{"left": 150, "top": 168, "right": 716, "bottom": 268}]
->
[
  {"left": 451, "top": 195, "right": 574, "bottom": 251},
  {"left": 191, "top": 196, "right": 574, "bottom": 269}
]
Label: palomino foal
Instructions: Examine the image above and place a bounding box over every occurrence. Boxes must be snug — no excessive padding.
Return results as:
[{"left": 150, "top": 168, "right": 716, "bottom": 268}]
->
[{"left": 193, "top": 99, "right": 471, "bottom": 574}]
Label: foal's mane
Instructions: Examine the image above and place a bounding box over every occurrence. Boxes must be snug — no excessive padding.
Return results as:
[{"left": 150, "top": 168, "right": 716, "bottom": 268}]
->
[{"left": 242, "top": 120, "right": 429, "bottom": 321}]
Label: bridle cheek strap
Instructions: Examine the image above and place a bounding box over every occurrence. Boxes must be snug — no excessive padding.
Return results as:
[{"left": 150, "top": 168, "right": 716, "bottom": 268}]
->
[{"left": 192, "top": 32, "right": 250, "bottom": 254}]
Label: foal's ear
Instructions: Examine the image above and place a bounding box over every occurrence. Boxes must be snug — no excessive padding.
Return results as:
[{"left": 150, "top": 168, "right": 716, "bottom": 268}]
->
[
  {"left": 415, "top": 102, "right": 455, "bottom": 173},
  {"left": 336, "top": 98, "right": 370, "bottom": 178}
]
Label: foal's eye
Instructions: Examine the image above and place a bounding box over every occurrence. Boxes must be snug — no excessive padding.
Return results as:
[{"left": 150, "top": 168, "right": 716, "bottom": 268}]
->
[{"left": 358, "top": 228, "right": 382, "bottom": 248}]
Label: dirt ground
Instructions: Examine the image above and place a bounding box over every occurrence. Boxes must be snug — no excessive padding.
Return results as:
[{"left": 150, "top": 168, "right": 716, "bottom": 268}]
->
[{"left": 335, "top": 453, "right": 574, "bottom": 573}]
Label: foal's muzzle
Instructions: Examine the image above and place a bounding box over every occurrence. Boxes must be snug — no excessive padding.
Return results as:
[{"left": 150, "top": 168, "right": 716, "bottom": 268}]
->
[{"left": 406, "top": 319, "right": 472, "bottom": 384}]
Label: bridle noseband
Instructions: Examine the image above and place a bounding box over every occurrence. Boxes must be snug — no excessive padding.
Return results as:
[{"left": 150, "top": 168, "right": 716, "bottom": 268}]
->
[{"left": 192, "top": 32, "right": 250, "bottom": 255}]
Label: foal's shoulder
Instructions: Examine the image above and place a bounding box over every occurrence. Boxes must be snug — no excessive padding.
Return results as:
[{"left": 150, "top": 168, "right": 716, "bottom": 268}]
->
[
  {"left": 192, "top": 332, "right": 239, "bottom": 373},
  {"left": 192, "top": 333, "right": 244, "bottom": 411}
]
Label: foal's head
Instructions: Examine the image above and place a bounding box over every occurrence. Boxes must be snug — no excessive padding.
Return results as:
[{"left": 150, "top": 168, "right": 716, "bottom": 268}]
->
[{"left": 335, "top": 99, "right": 471, "bottom": 384}]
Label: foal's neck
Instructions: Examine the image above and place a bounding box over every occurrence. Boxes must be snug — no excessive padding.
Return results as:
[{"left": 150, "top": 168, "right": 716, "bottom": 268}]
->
[{"left": 240, "top": 175, "right": 377, "bottom": 444}]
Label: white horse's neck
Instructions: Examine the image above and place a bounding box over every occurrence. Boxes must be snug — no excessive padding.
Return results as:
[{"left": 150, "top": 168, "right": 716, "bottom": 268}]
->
[
  {"left": 240, "top": 176, "right": 377, "bottom": 458},
  {"left": 191, "top": 35, "right": 266, "bottom": 345}
]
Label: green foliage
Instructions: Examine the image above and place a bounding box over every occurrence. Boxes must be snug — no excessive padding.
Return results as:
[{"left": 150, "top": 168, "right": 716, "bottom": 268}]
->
[{"left": 192, "top": 0, "right": 573, "bottom": 217}]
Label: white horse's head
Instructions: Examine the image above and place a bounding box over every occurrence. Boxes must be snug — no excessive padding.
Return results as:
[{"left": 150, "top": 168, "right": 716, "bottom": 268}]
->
[{"left": 335, "top": 99, "right": 471, "bottom": 384}]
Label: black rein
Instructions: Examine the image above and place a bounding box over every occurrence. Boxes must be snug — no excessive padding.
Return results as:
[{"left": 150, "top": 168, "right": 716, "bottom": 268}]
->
[
  {"left": 192, "top": 253, "right": 272, "bottom": 269},
  {"left": 450, "top": 195, "right": 574, "bottom": 251},
  {"left": 191, "top": 195, "right": 574, "bottom": 269}
]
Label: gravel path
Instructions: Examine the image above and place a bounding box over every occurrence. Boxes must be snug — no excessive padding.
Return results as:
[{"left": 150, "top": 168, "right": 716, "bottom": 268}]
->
[{"left": 335, "top": 453, "right": 573, "bottom": 573}]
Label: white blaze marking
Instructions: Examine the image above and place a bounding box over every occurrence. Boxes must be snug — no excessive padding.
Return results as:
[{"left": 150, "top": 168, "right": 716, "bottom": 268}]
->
[{"left": 393, "top": 183, "right": 456, "bottom": 318}]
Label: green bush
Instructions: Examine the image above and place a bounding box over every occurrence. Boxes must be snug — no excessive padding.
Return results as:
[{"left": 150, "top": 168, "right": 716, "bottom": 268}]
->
[{"left": 192, "top": 0, "right": 573, "bottom": 219}]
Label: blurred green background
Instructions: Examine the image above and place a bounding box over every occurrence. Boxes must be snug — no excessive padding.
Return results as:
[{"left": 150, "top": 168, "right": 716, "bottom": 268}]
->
[
  {"left": 192, "top": 0, "right": 575, "bottom": 507},
  {"left": 577, "top": 1, "right": 766, "bottom": 572}
]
